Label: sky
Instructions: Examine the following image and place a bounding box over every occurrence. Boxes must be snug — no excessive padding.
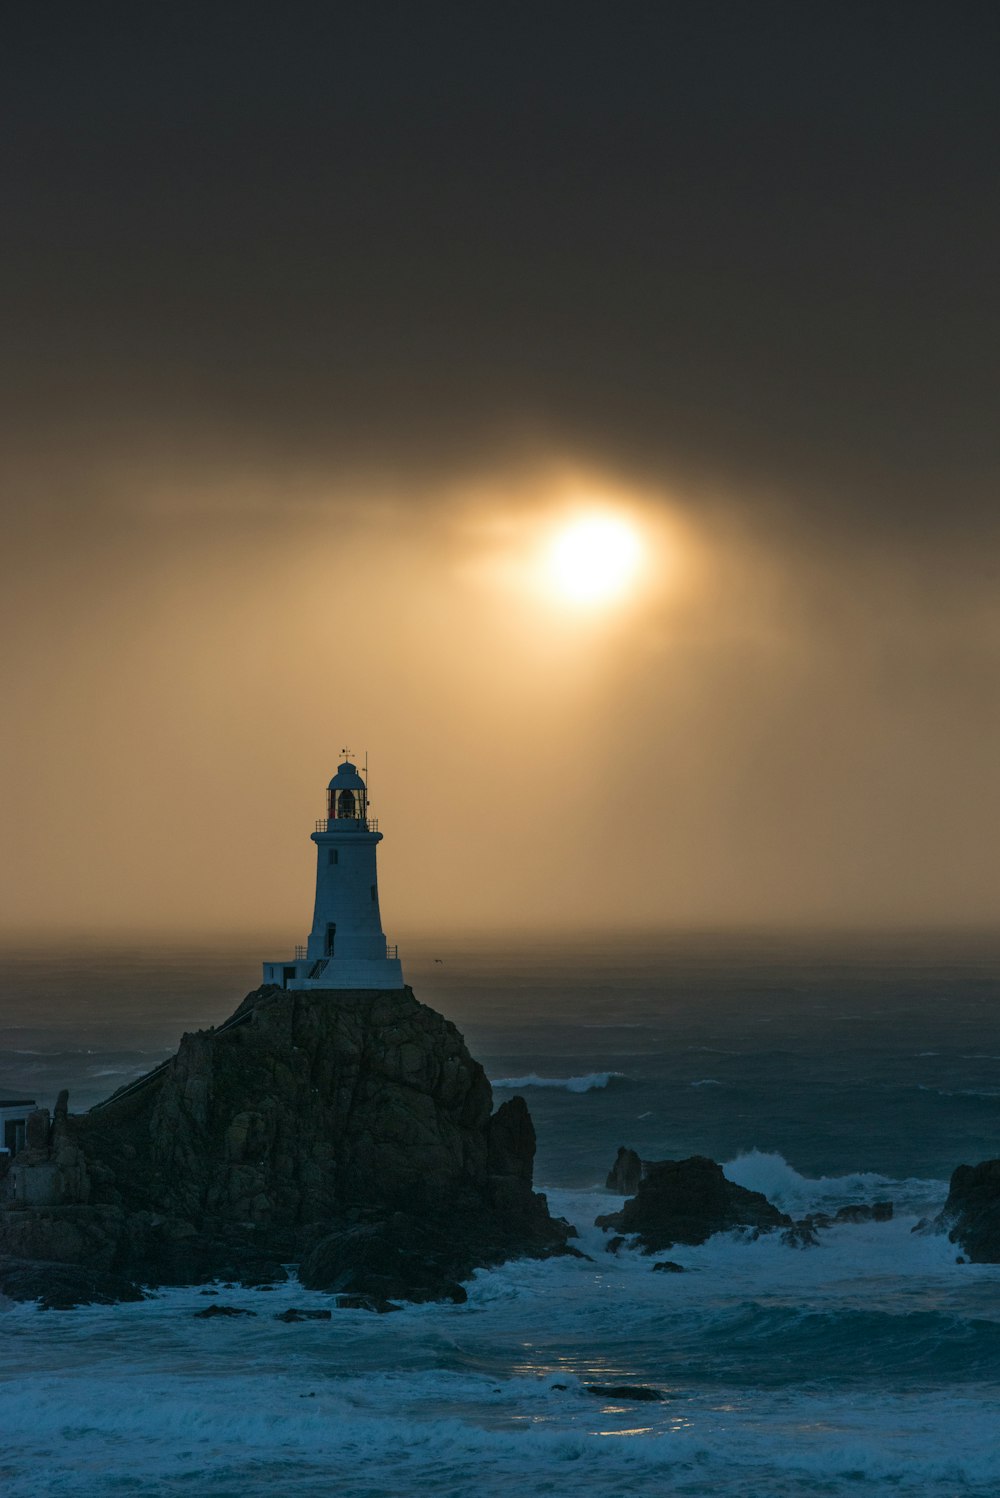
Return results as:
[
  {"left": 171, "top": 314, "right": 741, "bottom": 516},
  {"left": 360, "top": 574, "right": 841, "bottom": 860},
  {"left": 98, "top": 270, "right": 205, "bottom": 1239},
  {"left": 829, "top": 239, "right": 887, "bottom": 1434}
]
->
[{"left": 1, "top": 2, "right": 998, "bottom": 937}]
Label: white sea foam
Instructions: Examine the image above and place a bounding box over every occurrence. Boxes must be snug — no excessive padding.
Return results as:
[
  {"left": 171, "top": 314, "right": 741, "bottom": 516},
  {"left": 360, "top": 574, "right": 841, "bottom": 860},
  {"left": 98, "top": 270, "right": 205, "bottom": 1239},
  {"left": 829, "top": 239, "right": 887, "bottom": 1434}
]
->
[
  {"left": 1, "top": 1183, "right": 995, "bottom": 1498},
  {"left": 490, "top": 1072, "right": 624, "bottom": 1093},
  {"left": 721, "top": 1148, "right": 947, "bottom": 1215},
  {"left": 2, "top": 1261, "right": 998, "bottom": 1498}
]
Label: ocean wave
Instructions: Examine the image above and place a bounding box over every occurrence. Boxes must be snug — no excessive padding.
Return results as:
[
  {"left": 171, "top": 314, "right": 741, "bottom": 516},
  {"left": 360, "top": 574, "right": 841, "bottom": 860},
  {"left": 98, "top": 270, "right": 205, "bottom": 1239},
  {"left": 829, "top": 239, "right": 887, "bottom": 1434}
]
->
[
  {"left": 2, "top": 1353, "right": 1000, "bottom": 1498},
  {"left": 690, "top": 1078, "right": 723, "bottom": 1087},
  {"left": 491, "top": 1072, "right": 626, "bottom": 1093},
  {"left": 916, "top": 1085, "right": 1000, "bottom": 1099},
  {"left": 722, "top": 1148, "right": 946, "bottom": 1213}
]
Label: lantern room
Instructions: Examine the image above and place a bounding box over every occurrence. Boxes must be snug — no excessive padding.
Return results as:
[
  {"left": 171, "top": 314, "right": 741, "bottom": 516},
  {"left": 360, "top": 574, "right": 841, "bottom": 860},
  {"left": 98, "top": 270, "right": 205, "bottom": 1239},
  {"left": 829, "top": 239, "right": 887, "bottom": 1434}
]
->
[{"left": 327, "top": 760, "right": 368, "bottom": 823}]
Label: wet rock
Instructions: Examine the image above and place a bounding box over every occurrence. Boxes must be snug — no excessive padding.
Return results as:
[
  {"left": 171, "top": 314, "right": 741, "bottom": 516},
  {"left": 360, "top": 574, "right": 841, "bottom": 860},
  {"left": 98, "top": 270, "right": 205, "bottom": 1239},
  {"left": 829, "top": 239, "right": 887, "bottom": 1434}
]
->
[
  {"left": 937, "top": 1159, "right": 1000, "bottom": 1262},
  {"left": 781, "top": 1224, "right": 820, "bottom": 1248},
  {"left": 585, "top": 1384, "right": 664, "bottom": 1401},
  {"left": 193, "top": 1303, "right": 257, "bottom": 1318},
  {"left": 651, "top": 1259, "right": 686, "bottom": 1272},
  {"left": 335, "top": 1293, "right": 402, "bottom": 1313},
  {"left": 273, "top": 1308, "right": 333, "bottom": 1322},
  {"left": 301, "top": 1215, "right": 470, "bottom": 1304},
  {"left": 606, "top": 1146, "right": 644, "bottom": 1195},
  {"left": 603, "top": 1235, "right": 626, "bottom": 1255},
  {"left": 0, "top": 1258, "right": 144, "bottom": 1309},
  {"left": 596, "top": 1155, "right": 791, "bottom": 1253},
  {"left": 833, "top": 1202, "right": 893, "bottom": 1224}
]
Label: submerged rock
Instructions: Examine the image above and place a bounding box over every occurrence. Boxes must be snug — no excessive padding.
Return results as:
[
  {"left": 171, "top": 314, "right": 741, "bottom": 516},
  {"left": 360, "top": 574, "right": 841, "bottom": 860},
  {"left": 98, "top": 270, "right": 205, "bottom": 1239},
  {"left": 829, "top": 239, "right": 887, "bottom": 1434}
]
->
[
  {"left": 585, "top": 1384, "right": 664, "bottom": 1401},
  {"left": 937, "top": 1159, "right": 1000, "bottom": 1262},
  {"left": 334, "top": 1293, "right": 402, "bottom": 1313},
  {"left": 193, "top": 1303, "right": 257, "bottom": 1318},
  {"left": 596, "top": 1155, "right": 791, "bottom": 1252},
  {"left": 273, "top": 1307, "right": 333, "bottom": 1322},
  {"left": 0, "top": 985, "right": 573, "bottom": 1303},
  {"left": 651, "top": 1259, "right": 686, "bottom": 1273}
]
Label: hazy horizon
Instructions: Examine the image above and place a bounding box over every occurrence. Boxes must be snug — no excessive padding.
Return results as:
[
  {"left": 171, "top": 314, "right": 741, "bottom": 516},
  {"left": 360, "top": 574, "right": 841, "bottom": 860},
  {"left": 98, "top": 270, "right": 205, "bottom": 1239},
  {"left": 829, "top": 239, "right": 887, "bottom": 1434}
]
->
[{"left": 2, "top": 8, "right": 997, "bottom": 937}]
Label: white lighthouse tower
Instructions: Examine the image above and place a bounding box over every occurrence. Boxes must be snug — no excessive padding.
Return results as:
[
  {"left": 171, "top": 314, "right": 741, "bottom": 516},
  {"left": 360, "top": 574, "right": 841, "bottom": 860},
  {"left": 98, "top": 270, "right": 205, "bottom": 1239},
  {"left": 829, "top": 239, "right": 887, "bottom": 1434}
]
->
[{"left": 263, "top": 756, "right": 404, "bottom": 991}]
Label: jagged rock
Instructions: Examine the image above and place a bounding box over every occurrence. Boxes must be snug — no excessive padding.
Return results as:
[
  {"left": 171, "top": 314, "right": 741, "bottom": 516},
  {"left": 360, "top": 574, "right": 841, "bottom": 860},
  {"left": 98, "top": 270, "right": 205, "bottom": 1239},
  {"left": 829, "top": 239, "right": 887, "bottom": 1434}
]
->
[
  {"left": 606, "top": 1146, "right": 644, "bottom": 1195},
  {"left": 0, "top": 986, "right": 572, "bottom": 1302},
  {"left": 0, "top": 1258, "right": 144, "bottom": 1309},
  {"left": 651, "top": 1259, "right": 686, "bottom": 1272},
  {"left": 781, "top": 1223, "right": 820, "bottom": 1248},
  {"left": 585, "top": 1384, "right": 664, "bottom": 1401},
  {"left": 193, "top": 1303, "right": 257, "bottom": 1318},
  {"left": 26, "top": 1109, "right": 51, "bottom": 1152},
  {"left": 937, "top": 1159, "right": 1000, "bottom": 1262},
  {"left": 595, "top": 1155, "right": 791, "bottom": 1252}
]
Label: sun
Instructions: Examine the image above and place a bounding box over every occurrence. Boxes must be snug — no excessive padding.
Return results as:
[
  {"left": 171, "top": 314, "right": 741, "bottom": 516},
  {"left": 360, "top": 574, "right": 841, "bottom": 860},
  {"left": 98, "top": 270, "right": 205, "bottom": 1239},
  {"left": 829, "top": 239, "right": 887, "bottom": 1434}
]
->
[{"left": 544, "top": 513, "right": 644, "bottom": 607}]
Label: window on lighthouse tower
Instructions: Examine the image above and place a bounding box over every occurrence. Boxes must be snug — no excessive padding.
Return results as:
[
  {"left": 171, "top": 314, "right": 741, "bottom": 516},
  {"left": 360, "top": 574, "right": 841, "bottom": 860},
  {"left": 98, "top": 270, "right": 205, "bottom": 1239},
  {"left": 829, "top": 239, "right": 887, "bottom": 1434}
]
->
[{"left": 337, "top": 789, "right": 356, "bottom": 819}]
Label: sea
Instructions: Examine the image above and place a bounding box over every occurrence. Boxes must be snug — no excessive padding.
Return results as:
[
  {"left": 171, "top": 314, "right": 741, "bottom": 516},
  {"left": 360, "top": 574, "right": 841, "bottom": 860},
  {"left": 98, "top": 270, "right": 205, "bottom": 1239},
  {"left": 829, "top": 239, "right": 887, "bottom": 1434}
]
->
[{"left": 2, "top": 929, "right": 1000, "bottom": 1497}]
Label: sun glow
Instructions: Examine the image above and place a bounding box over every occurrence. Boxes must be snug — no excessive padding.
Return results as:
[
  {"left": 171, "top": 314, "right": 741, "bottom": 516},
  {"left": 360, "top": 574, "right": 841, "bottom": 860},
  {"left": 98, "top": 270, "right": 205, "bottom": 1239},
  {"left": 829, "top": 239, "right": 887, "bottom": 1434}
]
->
[{"left": 545, "top": 513, "right": 644, "bottom": 606}]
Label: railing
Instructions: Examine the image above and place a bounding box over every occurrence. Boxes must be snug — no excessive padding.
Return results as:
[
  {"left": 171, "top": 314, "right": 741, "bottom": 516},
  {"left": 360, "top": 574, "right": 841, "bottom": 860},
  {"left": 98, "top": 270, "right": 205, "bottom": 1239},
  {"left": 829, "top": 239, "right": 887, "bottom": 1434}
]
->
[
  {"left": 314, "top": 817, "right": 378, "bottom": 833},
  {"left": 292, "top": 942, "right": 398, "bottom": 960}
]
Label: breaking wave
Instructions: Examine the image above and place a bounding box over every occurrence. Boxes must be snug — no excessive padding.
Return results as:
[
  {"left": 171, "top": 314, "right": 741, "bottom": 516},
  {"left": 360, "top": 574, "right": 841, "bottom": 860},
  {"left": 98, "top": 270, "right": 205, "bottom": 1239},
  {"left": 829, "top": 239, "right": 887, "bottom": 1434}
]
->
[
  {"left": 722, "top": 1148, "right": 946, "bottom": 1215},
  {"left": 490, "top": 1072, "right": 626, "bottom": 1093}
]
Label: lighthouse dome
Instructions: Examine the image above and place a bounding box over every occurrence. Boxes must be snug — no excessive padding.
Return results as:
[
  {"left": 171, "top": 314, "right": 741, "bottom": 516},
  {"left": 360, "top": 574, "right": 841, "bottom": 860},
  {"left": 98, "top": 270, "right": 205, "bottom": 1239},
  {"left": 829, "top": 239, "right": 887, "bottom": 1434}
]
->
[{"left": 327, "top": 761, "right": 366, "bottom": 791}]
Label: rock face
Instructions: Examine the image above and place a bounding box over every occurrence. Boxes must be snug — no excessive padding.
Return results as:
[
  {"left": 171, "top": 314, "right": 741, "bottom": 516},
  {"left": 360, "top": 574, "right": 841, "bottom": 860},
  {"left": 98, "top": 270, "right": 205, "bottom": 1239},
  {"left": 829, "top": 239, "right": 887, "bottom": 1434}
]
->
[
  {"left": 0, "top": 1259, "right": 145, "bottom": 1310},
  {"left": 606, "top": 1146, "right": 644, "bottom": 1195},
  {"left": 0, "top": 986, "right": 571, "bottom": 1302},
  {"left": 937, "top": 1158, "right": 1000, "bottom": 1262},
  {"left": 596, "top": 1154, "right": 791, "bottom": 1252}
]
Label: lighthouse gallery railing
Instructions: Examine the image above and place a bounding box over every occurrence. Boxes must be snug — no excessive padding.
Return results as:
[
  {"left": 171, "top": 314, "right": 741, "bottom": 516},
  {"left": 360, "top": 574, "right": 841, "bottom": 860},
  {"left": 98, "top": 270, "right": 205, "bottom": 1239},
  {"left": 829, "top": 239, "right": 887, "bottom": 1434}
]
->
[{"left": 315, "top": 817, "right": 379, "bottom": 833}]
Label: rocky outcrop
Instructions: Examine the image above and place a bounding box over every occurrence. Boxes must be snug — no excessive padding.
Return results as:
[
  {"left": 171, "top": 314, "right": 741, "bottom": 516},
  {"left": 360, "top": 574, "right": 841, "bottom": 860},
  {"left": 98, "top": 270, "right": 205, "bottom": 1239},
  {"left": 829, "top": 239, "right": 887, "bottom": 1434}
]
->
[
  {"left": 0, "top": 985, "right": 572, "bottom": 1303},
  {"left": 0, "top": 1259, "right": 144, "bottom": 1309},
  {"left": 596, "top": 1154, "right": 791, "bottom": 1252},
  {"left": 606, "top": 1146, "right": 644, "bottom": 1195},
  {"left": 937, "top": 1158, "right": 1000, "bottom": 1262}
]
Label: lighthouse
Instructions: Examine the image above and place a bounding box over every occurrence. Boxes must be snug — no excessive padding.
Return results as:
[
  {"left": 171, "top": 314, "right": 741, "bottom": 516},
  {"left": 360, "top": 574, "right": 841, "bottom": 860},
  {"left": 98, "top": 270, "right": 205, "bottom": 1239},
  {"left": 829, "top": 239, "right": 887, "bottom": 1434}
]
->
[{"left": 263, "top": 757, "right": 404, "bottom": 991}]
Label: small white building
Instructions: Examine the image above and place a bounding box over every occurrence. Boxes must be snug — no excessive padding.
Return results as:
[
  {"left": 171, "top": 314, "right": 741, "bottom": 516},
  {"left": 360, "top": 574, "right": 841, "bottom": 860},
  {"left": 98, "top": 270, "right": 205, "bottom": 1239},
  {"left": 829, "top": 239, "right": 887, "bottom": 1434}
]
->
[
  {"left": 263, "top": 758, "right": 404, "bottom": 991},
  {"left": 0, "top": 1098, "right": 36, "bottom": 1160}
]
